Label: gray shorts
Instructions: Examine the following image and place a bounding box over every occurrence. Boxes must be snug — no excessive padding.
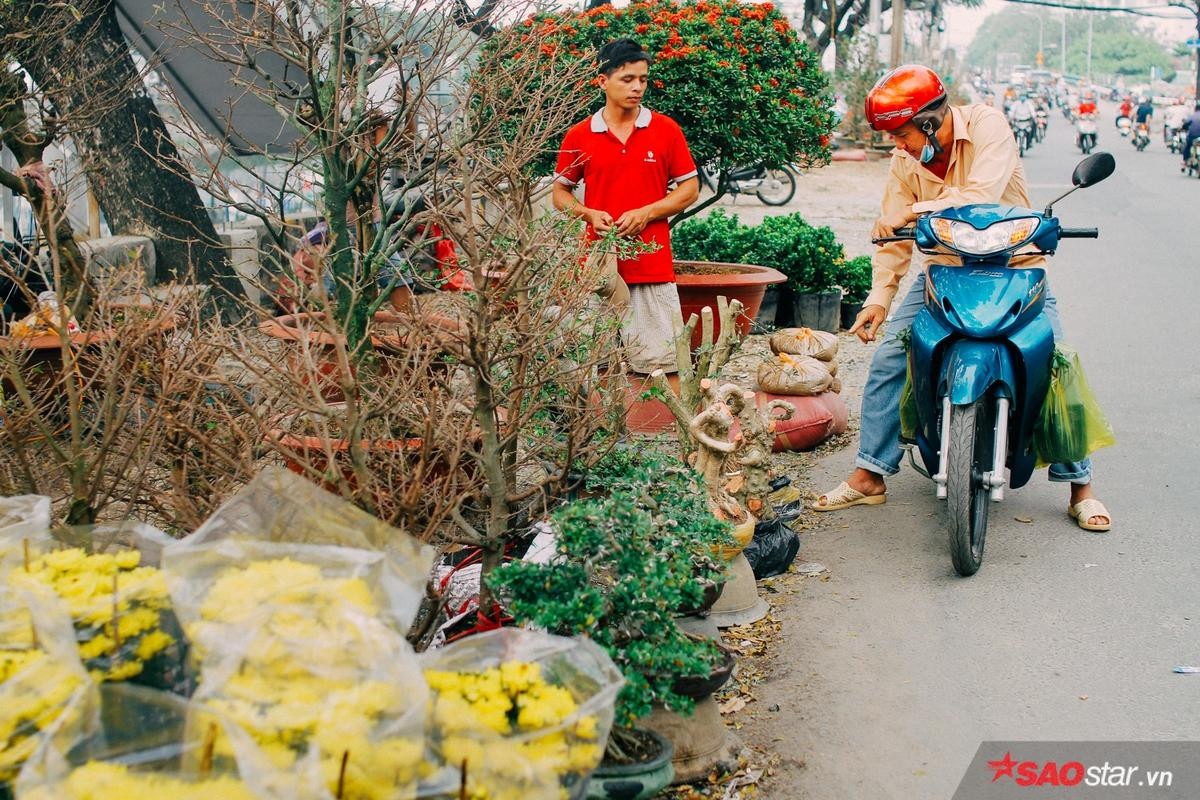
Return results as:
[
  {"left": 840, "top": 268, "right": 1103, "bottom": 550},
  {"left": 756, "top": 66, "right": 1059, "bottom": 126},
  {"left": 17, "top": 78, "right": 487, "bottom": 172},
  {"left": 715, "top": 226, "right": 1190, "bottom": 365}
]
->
[{"left": 621, "top": 282, "right": 682, "bottom": 374}]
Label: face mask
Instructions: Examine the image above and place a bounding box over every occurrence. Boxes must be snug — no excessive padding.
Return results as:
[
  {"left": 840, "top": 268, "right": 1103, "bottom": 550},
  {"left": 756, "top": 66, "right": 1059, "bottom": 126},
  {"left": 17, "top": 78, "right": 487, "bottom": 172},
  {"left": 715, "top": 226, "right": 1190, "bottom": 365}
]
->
[{"left": 920, "top": 139, "right": 936, "bottom": 163}]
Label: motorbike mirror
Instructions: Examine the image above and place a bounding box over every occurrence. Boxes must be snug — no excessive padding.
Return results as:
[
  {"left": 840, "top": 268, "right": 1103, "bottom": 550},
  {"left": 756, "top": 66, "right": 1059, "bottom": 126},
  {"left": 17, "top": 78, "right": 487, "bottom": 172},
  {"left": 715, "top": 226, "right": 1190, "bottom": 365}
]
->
[{"left": 1072, "top": 152, "right": 1116, "bottom": 188}]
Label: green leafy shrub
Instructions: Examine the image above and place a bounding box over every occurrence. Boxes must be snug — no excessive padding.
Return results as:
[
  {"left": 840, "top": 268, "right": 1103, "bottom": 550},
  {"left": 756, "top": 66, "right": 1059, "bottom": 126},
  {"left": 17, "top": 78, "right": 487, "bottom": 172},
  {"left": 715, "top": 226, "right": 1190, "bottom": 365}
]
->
[
  {"left": 671, "top": 209, "right": 752, "bottom": 263},
  {"left": 490, "top": 450, "right": 730, "bottom": 727},
  {"left": 494, "top": 0, "right": 834, "bottom": 179},
  {"left": 838, "top": 255, "right": 873, "bottom": 303},
  {"left": 742, "top": 213, "right": 843, "bottom": 294}
]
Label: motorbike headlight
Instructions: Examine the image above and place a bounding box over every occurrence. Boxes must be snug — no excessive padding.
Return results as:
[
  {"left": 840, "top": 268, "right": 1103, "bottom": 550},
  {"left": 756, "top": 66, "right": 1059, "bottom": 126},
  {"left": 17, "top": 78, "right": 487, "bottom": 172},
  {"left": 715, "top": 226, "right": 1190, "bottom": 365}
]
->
[{"left": 929, "top": 217, "right": 1039, "bottom": 256}]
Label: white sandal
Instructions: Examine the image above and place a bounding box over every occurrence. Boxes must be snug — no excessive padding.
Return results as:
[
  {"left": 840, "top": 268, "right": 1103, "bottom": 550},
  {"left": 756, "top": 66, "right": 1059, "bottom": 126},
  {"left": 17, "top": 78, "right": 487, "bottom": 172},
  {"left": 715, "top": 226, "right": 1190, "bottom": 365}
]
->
[
  {"left": 1068, "top": 498, "right": 1112, "bottom": 532},
  {"left": 810, "top": 481, "right": 887, "bottom": 512}
]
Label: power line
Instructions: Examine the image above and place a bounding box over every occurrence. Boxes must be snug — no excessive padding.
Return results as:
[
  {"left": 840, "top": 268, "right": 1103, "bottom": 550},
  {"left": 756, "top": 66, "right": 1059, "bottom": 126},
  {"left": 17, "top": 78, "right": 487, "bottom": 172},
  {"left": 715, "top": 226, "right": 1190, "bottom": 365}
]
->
[{"left": 1003, "top": 0, "right": 1194, "bottom": 19}]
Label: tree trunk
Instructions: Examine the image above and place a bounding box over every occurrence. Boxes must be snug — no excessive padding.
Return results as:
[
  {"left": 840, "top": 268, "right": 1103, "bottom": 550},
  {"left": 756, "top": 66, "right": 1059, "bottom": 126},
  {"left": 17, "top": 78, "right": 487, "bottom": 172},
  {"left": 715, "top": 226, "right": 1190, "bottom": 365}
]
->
[{"left": 16, "top": 1, "right": 246, "bottom": 317}]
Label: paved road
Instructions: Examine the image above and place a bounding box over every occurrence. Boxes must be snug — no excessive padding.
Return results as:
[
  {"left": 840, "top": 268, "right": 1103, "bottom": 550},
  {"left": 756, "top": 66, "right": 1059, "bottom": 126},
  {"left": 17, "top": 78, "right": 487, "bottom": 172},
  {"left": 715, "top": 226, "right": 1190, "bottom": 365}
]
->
[{"left": 756, "top": 106, "right": 1200, "bottom": 798}]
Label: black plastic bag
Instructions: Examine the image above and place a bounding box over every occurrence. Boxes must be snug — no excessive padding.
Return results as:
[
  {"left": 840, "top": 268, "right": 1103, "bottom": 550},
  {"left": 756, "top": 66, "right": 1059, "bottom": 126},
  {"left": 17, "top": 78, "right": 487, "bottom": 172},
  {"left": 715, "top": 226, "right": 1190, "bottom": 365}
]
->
[{"left": 744, "top": 517, "right": 800, "bottom": 579}]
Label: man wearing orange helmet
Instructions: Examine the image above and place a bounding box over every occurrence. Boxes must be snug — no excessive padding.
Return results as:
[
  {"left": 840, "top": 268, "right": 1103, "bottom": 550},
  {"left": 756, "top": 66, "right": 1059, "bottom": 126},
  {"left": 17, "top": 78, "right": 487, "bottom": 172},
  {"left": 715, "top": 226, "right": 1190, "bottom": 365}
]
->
[{"left": 811, "top": 64, "right": 1111, "bottom": 532}]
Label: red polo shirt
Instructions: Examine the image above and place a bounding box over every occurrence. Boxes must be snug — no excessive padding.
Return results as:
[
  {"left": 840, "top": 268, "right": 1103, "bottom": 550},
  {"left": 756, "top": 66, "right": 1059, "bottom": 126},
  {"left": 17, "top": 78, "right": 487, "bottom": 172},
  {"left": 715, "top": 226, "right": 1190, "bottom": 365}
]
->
[{"left": 555, "top": 107, "right": 697, "bottom": 285}]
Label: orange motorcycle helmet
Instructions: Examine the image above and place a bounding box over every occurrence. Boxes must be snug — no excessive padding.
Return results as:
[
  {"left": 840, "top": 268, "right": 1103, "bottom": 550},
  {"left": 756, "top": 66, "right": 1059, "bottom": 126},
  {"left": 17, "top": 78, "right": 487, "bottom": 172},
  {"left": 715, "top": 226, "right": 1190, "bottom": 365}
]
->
[{"left": 864, "top": 65, "right": 948, "bottom": 133}]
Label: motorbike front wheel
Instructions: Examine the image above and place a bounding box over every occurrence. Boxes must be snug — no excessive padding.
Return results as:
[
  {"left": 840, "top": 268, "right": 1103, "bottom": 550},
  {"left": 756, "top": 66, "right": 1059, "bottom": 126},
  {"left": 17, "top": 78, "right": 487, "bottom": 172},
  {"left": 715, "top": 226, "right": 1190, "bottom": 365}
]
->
[
  {"left": 755, "top": 167, "right": 797, "bottom": 206},
  {"left": 946, "top": 398, "right": 996, "bottom": 577}
]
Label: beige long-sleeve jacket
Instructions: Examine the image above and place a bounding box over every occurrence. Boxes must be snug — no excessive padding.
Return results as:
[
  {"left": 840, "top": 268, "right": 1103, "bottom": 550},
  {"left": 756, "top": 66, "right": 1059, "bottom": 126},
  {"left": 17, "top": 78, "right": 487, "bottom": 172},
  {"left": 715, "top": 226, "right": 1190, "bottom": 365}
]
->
[{"left": 864, "top": 103, "right": 1042, "bottom": 313}]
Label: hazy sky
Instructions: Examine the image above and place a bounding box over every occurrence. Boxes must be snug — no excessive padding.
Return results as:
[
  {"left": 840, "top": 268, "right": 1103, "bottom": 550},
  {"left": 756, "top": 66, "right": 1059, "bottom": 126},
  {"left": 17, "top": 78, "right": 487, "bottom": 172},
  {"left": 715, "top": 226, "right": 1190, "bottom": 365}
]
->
[{"left": 943, "top": 0, "right": 1197, "bottom": 51}]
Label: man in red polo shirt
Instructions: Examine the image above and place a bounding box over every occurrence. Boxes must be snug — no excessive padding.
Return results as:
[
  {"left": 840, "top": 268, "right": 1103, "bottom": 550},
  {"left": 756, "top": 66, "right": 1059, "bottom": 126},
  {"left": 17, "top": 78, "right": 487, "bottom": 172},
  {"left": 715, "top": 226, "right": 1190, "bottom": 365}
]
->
[{"left": 552, "top": 38, "right": 700, "bottom": 378}]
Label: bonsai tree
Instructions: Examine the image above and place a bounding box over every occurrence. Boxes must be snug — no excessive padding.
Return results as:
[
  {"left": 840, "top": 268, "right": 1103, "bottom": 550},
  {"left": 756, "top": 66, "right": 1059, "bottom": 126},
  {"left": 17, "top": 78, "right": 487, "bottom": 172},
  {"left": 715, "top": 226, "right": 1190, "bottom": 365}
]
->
[
  {"left": 489, "top": 450, "right": 732, "bottom": 759},
  {"left": 670, "top": 209, "right": 753, "bottom": 264},
  {"left": 744, "top": 213, "right": 843, "bottom": 295},
  {"left": 838, "top": 255, "right": 873, "bottom": 305},
  {"left": 499, "top": 0, "right": 835, "bottom": 221}
]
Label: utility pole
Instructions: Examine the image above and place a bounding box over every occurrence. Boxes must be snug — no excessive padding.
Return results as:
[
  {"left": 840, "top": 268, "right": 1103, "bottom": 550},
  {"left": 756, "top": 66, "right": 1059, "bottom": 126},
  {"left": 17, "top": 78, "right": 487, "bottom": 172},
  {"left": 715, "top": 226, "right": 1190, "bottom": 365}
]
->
[
  {"left": 1060, "top": 12, "right": 1067, "bottom": 75},
  {"left": 869, "top": 0, "right": 882, "bottom": 61},
  {"left": 1085, "top": 12, "right": 1093, "bottom": 84},
  {"left": 891, "top": 0, "right": 905, "bottom": 66}
]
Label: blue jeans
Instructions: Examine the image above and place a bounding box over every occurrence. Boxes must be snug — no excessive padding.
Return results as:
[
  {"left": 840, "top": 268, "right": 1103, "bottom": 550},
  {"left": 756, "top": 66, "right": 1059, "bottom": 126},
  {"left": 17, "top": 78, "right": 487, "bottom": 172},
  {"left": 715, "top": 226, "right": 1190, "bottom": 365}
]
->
[{"left": 856, "top": 273, "right": 1092, "bottom": 484}]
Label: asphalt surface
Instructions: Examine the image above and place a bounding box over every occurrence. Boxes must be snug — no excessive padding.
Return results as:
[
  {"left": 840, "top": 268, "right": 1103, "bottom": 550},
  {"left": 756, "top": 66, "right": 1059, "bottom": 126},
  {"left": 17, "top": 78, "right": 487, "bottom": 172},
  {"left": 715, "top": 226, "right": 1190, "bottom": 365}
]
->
[{"left": 755, "top": 105, "right": 1200, "bottom": 798}]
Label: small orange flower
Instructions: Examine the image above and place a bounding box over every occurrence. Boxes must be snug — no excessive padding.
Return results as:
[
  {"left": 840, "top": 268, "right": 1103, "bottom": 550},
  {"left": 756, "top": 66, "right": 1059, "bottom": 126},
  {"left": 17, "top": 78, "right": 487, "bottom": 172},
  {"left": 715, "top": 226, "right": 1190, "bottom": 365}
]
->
[
  {"left": 753, "top": 84, "right": 762, "bottom": 92},
  {"left": 654, "top": 79, "right": 665, "bottom": 88},
  {"left": 636, "top": 23, "right": 649, "bottom": 33}
]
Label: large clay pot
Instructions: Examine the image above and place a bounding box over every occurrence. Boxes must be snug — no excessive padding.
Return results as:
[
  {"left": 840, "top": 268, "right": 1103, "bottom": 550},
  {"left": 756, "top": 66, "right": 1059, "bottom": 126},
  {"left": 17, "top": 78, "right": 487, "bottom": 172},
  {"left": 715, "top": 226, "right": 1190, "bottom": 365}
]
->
[
  {"left": 639, "top": 697, "right": 739, "bottom": 786},
  {"left": 586, "top": 729, "right": 674, "bottom": 800},
  {"left": 622, "top": 372, "right": 676, "bottom": 435},
  {"left": 708, "top": 552, "right": 769, "bottom": 628},
  {"left": 259, "top": 310, "right": 460, "bottom": 401},
  {"left": 674, "top": 261, "right": 786, "bottom": 350}
]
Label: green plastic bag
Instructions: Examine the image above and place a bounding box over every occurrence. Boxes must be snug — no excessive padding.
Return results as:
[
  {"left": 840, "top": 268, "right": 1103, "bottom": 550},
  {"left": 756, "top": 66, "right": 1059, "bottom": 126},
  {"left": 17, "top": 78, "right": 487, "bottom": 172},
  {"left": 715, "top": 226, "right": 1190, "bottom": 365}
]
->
[
  {"left": 1033, "top": 346, "right": 1115, "bottom": 467},
  {"left": 899, "top": 366, "right": 918, "bottom": 443}
]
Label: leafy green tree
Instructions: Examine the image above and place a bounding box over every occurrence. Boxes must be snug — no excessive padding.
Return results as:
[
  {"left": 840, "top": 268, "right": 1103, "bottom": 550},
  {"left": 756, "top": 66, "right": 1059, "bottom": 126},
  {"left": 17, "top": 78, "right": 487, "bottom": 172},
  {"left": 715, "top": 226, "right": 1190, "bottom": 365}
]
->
[
  {"left": 1067, "top": 31, "right": 1175, "bottom": 81},
  {"left": 491, "top": 0, "right": 835, "bottom": 221},
  {"left": 966, "top": 7, "right": 1137, "bottom": 74}
]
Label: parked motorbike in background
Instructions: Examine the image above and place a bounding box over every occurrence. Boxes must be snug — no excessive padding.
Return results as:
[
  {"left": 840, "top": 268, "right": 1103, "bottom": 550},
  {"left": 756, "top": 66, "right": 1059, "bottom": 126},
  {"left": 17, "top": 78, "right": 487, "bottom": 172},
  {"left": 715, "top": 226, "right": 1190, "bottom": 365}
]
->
[
  {"left": 872, "top": 153, "right": 1115, "bottom": 576},
  {"left": 698, "top": 163, "right": 797, "bottom": 206},
  {"left": 1076, "top": 113, "right": 1098, "bottom": 154}
]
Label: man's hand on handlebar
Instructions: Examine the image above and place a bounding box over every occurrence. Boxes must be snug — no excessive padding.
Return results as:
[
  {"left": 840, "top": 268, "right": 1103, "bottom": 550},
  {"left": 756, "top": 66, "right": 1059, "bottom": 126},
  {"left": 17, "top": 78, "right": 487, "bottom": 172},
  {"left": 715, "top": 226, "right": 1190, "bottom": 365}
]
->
[
  {"left": 871, "top": 210, "right": 915, "bottom": 242},
  {"left": 848, "top": 304, "right": 888, "bottom": 343}
]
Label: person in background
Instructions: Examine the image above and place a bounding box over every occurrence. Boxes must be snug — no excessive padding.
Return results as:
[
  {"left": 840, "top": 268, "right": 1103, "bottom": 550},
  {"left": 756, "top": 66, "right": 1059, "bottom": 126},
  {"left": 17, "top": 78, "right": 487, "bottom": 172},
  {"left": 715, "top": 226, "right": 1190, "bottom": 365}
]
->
[
  {"left": 1181, "top": 103, "right": 1200, "bottom": 169},
  {"left": 811, "top": 64, "right": 1112, "bottom": 533},
  {"left": 552, "top": 38, "right": 700, "bottom": 386}
]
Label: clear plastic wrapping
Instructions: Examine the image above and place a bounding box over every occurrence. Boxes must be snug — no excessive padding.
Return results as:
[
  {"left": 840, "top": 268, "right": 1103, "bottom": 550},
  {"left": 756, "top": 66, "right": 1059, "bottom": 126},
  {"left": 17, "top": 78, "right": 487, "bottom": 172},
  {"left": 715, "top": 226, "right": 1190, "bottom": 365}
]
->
[
  {"left": 419, "top": 629, "right": 623, "bottom": 800},
  {"left": 162, "top": 468, "right": 433, "bottom": 637},
  {"left": 14, "top": 683, "right": 316, "bottom": 800},
  {"left": 190, "top": 591, "right": 427, "bottom": 800},
  {"left": 8, "top": 522, "right": 186, "bottom": 690},
  {"left": 0, "top": 582, "right": 92, "bottom": 787}
]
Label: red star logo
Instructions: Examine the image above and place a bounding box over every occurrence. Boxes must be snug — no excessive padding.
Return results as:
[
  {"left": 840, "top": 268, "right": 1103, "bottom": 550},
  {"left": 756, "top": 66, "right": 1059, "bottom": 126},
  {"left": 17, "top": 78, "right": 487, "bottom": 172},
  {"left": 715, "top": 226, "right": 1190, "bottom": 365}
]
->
[{"left": 988, "top": 751, "right": 1018, "bottom": 783}]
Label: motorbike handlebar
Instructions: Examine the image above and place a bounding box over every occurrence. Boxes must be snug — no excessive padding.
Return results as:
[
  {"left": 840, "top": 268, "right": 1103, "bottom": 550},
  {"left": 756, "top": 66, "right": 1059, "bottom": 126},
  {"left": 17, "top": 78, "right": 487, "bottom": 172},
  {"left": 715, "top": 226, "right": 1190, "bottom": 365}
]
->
[
  {"left": 1058, "top": 228, "right": 1099, "bottom": 239},
  {"left": 871, "top": 227, "right": 915, "bottom": 244}
]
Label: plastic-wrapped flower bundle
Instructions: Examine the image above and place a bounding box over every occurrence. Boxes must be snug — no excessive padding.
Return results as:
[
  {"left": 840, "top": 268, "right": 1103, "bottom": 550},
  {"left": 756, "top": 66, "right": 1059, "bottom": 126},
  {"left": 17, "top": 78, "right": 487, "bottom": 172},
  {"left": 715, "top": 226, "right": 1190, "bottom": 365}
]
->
[
  {"left": 189, "top": 576, "right": 427, "bottom": 800},
  {"left": 0, "top": 584, "right": 92, "bottom": 786},
  {"left": 420, "top": 629, "right": 623, "bottom": 800},
  {"left": 0, "top": 496, "right": 51, "bottom": 570},
  {"left": 10, "top": 547, "right": 175, "bottom": 683},
  {"left": 19, "top": 762, "right": 258, "bottom": 800},
  {"left": 15, "top": 683, "right": 315, "bottom": 800}
]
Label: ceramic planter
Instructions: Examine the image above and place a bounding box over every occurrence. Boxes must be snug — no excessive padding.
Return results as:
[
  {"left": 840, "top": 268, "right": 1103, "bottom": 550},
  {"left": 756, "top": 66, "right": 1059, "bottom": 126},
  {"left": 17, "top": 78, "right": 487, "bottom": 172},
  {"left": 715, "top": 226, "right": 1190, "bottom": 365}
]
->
[
  {"left": 586, "top": 729, "right": 675, "bottom": 800},
  {"left": 792, "top": 289, "right": 841, "bottom": 333},
  {"left": 674, "top": 261, "right": 786, "bottom": 350}
]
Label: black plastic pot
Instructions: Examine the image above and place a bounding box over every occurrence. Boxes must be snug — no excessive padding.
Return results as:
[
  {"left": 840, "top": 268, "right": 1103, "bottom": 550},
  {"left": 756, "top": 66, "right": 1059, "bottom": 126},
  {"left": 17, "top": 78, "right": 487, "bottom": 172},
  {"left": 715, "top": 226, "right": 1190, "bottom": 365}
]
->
[
  {"left": 753, "top": 284, "right": 795, "bottom": 332},
  {"left": 840, "top": 300, "right": 864, "bottom": 331},
  {"left": 586, "top": 729, "right": 675, "bottom": 800},
  {"left": 792, "top": 289, "right": 841, "bottom": 333},
  {"left": 675, "top": 579, "right": 725, "bottom": 617}
]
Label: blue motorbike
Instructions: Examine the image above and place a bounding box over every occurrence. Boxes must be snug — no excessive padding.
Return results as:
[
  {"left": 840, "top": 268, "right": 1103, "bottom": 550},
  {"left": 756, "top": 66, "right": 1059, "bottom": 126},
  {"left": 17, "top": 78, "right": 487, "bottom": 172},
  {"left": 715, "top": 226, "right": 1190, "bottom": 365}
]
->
[{"left": 874, "top": 153, "right": 1115, "bottom": 575}]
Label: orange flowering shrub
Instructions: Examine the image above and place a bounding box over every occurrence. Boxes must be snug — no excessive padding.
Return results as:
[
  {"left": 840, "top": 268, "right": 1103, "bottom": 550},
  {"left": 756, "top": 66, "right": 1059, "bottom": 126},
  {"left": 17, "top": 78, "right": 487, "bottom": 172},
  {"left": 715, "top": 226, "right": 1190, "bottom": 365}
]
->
[{"left": 500, "top": 0, "right": 834, "bottom": 178}]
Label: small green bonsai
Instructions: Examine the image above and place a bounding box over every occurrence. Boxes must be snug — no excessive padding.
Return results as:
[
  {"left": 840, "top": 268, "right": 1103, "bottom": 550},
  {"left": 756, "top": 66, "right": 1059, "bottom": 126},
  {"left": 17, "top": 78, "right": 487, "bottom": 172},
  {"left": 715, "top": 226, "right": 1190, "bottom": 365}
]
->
[
  {"left": 489, "top": 451, "right": 732, "bottom": 757},
  {"left": 744, "top": 213, "right": 844, "bottom": 295},
  {"left": 670, "top": 209, "right": 752, "bottom": 264},
  {"left": 839, "top": 255, "right": 874, "bottom": 305}
]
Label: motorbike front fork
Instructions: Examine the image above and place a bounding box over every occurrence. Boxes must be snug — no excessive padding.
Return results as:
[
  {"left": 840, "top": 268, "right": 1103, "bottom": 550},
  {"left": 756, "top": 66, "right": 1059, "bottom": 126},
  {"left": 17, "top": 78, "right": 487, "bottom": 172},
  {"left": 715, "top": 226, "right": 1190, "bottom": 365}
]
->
[{"left": 919, "top": 396, "right": 1011, "bottom": 502}]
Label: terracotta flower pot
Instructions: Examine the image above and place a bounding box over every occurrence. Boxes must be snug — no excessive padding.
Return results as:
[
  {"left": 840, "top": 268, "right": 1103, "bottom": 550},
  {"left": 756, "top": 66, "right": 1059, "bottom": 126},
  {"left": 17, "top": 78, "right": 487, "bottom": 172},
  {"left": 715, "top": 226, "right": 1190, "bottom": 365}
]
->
[
  {"left": 259, "top": 310, "right": 461, "bottom": 401},
  {"left": 0, "top": 302, "right": 178, "bottom": 396},
  {"left": 622, "top": 372, "right": 677, "bottom": 435},
  {"left": 674, "top": 260, "right": 786, "bottom": 350}
]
